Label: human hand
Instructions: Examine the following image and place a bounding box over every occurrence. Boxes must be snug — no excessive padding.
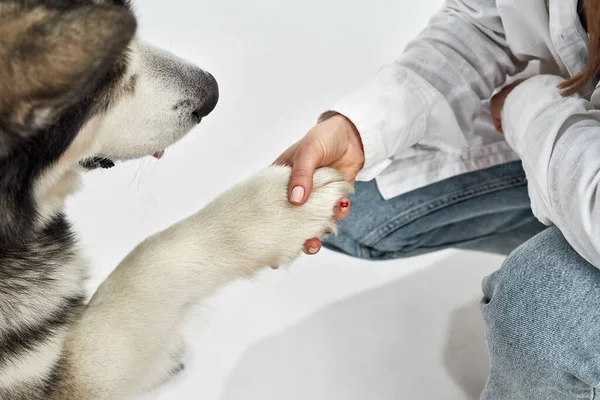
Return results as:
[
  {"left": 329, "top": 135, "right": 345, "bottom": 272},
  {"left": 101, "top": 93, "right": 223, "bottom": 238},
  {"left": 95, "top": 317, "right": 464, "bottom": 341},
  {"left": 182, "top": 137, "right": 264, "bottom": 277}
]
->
[
  {"left": 490, "top": 80, "right": 524, "bottom": 133},
  {"left": 274, "top": 113, "right": 364, "bottom": 255}
]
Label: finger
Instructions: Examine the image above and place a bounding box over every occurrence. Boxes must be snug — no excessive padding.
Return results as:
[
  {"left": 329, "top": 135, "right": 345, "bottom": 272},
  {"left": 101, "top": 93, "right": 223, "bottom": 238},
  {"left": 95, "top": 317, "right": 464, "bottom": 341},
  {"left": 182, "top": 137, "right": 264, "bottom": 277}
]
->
[
  {"left": 334, "top": 198, "right": 351, "bottom": 220},
  {"left": 289, "top": 141, "right": 322, "bottom": 205},
  {"left": 303, "top": 238, "right": 322, "bottom": 255},
  {"left": 490, "top": 97, "right": 500, "bottom": 116},
  {"left": 492, "top": 116, "right": 502, "bottom": 133}
]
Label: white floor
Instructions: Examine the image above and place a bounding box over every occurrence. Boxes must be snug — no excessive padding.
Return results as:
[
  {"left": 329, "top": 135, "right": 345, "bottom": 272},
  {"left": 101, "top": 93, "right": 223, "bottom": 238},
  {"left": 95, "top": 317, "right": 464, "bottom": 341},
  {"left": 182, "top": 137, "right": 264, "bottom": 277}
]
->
[{"left": 65, "top": 0, "right": 504, "bottom": 398}]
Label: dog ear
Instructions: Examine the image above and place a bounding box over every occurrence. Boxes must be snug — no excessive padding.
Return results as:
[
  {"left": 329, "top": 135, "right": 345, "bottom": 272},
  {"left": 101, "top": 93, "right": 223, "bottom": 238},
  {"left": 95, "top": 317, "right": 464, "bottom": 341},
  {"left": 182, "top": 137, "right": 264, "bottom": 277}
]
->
[{"left": 0, "top": 4, "right": 136, "bottom": 136}]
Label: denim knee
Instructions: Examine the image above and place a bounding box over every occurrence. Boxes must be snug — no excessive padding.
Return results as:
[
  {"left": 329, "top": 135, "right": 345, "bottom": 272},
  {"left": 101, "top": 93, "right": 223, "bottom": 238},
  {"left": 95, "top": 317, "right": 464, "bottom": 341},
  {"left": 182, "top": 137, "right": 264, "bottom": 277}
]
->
[
  {"left": 481, "top": 227, "right": 600, "bottom": 395},
  {"left": 322, "top": 164, "right": 544, "bottom": 260}
]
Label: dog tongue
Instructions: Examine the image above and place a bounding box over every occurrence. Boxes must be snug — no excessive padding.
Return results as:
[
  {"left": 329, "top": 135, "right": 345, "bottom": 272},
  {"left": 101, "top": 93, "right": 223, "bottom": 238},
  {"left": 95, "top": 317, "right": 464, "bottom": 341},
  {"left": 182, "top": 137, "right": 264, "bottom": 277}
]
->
[{"left": 153, "top": 150, "right": 165, "bottom": 159}]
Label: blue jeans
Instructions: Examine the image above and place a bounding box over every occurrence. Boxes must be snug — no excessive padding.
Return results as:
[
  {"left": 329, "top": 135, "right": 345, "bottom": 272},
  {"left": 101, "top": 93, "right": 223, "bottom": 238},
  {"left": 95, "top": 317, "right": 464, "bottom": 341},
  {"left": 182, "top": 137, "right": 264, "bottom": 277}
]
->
[{"left": 323, "top": 161, "right": 600, "bottom": 399}]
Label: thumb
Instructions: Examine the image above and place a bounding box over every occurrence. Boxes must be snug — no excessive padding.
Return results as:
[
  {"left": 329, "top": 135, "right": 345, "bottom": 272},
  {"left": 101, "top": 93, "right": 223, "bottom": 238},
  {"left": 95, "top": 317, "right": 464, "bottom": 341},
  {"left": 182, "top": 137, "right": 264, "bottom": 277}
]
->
[{"left": 288, "top": 141, "right": 322, "bottom": 205}]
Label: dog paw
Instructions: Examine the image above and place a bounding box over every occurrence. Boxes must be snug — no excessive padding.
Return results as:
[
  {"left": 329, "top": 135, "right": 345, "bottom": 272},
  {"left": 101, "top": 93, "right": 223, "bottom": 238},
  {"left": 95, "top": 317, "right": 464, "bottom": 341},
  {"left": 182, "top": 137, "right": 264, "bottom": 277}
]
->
[
  {"left": 202, "top": 165, "right": 353, "bottom": 269},
  {"left": 256, "top": 166, "right": 353, "bottom": 266}
]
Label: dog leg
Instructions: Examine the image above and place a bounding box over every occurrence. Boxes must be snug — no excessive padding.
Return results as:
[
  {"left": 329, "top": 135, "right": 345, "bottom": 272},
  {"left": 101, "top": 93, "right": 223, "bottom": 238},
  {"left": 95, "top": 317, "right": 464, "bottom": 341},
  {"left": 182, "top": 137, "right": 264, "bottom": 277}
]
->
[{"left": 54, "top": 166, "right": 352, "bottom": 399}]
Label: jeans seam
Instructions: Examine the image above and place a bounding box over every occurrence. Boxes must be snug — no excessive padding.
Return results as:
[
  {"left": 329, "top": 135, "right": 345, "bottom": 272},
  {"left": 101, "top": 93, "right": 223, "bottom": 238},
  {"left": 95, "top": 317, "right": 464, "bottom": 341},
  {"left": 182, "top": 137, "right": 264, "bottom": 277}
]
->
[
  {"left": 361, "top": 174, "right": 527, "bottom": 247},
  {"left": 357, "top": 245, "right": 370, "bottom": 259}
]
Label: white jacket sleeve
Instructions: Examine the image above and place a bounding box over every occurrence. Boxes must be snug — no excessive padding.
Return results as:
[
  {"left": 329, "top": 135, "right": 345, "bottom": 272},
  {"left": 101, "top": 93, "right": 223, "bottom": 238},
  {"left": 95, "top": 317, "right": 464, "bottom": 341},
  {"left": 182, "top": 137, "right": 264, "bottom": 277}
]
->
[
  {"left": 323, "top": 0, "right": 526, "bottom": 181},
  {"left": 502, "top": 75, "right": 600, "bottom": 267}
]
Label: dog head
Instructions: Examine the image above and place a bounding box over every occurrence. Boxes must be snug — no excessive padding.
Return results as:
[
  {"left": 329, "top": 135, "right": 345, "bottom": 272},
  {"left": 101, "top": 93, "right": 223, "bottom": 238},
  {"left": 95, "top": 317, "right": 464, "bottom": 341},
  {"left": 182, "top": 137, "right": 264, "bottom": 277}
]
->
[{"left": 0, "top": 0, "right": 219, "bottom": 243}]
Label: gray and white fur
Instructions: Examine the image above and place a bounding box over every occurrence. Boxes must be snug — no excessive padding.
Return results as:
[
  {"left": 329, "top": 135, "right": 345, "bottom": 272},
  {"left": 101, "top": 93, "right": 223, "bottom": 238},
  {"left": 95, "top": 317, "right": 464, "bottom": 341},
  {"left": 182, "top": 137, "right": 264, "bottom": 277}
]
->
[{"left": 0, "top": 1, "right": 352, "bottom": 398}]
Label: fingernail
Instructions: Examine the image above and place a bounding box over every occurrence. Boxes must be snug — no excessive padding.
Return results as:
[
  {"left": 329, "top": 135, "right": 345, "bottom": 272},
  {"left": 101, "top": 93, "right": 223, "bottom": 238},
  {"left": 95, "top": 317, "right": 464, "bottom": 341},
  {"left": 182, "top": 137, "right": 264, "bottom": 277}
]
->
[
  {"left": 290, "top": 186, "right": 305, "bottom": 204},
  {"left": 308, "top": 247, "right": 319, "bottom": 254}
]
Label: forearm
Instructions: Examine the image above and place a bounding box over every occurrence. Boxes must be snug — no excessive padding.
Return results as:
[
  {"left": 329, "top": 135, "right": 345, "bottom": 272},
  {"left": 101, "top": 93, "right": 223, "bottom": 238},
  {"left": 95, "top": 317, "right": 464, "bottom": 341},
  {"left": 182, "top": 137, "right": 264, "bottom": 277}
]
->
[
  {"left": 503, "top": 75, "right": 600, "bottom": 267},
  {"left": 326, "top": 0, "right": 526, "bottom": 181}
]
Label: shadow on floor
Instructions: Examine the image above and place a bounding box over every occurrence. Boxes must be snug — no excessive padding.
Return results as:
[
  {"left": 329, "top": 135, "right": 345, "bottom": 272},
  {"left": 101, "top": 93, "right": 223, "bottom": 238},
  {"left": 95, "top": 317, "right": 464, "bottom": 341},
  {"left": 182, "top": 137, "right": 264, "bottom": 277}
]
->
[
  {"left": 442, "top": 299, "right": 489, "bottom": 399},
  {"left": 220, "top": 252, "right": 499, "bottom": 400}
]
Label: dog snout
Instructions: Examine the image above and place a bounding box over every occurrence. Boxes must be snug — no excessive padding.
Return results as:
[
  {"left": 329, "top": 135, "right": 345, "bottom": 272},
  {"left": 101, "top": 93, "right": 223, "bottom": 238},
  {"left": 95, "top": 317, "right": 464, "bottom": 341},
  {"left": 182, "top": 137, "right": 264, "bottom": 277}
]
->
[{"left": 190, "top": 71, "right": 219, "bottom": 124}]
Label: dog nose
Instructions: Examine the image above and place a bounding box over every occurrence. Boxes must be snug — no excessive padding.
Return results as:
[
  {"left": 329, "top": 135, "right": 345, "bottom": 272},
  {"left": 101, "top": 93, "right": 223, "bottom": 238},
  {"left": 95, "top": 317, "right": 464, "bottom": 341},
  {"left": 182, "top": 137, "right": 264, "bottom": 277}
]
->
[{"left": 191, "top": 72, "right": 219, "bottom": 124}]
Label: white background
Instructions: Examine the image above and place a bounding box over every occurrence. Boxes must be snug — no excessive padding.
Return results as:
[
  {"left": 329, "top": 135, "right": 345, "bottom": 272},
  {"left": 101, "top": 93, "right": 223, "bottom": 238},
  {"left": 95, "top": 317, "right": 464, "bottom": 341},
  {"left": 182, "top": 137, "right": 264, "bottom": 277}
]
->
[{"left": 66, "top": 0, "right": 504, "bottom": 398}]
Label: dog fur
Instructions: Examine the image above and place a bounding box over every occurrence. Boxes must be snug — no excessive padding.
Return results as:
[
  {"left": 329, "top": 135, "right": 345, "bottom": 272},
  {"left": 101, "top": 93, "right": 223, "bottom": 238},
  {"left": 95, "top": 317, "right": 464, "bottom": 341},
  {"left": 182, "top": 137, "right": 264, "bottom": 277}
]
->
[{"left": 0, "top": 1, "right": 352, "bottom": 398}]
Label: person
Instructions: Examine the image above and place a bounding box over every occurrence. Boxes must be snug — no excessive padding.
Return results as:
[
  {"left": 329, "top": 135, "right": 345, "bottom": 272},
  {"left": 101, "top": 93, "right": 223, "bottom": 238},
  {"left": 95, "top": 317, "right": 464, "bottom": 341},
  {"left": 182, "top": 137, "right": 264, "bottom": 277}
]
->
[{"left": 275, "top": 0, "right": 600, "bottom": 398}]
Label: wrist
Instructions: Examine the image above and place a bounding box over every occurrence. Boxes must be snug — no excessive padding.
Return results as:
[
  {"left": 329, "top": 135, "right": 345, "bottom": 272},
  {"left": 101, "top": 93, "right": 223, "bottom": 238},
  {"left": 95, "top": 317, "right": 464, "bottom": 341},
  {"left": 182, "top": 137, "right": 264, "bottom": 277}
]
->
[{"left": 329, "top": 113, "right": 365, "bottom": 168}]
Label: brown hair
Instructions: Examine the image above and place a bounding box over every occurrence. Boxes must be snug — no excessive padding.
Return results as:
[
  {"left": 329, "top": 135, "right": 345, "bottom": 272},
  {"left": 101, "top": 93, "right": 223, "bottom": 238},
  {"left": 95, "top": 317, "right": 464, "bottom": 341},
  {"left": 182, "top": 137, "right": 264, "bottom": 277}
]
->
[{"left": 560, "top": 0, "right": 600, "bottom": 96}]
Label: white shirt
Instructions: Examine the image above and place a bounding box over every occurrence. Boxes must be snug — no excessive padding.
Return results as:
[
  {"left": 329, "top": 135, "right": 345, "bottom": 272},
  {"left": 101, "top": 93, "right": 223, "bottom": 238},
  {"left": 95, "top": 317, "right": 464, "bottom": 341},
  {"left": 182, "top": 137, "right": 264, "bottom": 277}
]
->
[{"left": 326, "top": 0, "right": 600, "bottom": 266}]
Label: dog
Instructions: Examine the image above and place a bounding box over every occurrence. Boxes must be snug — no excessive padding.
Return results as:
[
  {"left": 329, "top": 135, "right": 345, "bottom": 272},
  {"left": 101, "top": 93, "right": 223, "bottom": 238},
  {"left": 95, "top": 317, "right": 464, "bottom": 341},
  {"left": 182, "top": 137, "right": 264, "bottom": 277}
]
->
[{"left": 0, "top": 1, "right": 352, "bottom": 398}]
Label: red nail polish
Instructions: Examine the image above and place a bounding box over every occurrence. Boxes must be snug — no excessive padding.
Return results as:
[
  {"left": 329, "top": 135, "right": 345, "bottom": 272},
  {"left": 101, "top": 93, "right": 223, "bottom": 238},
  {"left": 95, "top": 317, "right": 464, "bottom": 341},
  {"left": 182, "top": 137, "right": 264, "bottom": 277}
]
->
[{"left": 340, "top": 201, "right": 349, "bottom": 208}]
